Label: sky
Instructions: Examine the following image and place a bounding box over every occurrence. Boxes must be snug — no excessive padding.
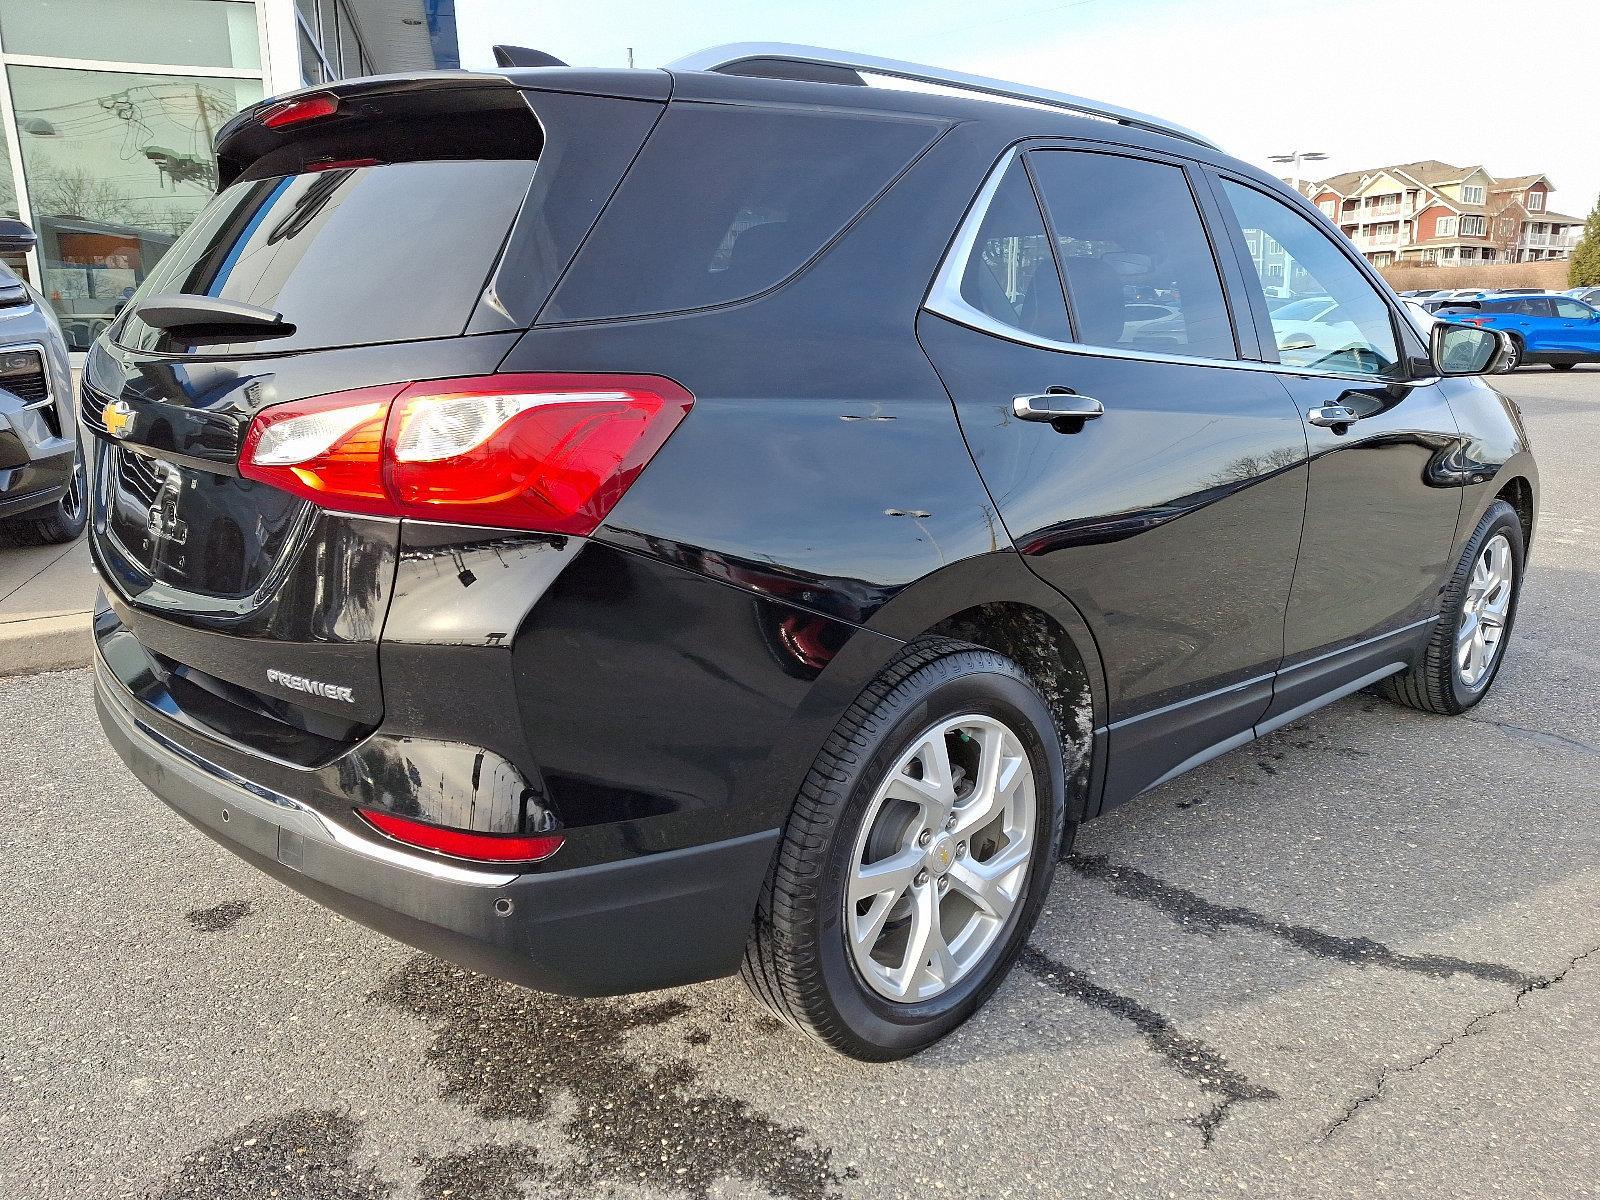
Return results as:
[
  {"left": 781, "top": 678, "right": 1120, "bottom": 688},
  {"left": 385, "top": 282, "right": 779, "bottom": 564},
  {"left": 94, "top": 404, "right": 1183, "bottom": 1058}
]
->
[{"left": 456, "top": 0, "right": 1599, "bottom": 220}]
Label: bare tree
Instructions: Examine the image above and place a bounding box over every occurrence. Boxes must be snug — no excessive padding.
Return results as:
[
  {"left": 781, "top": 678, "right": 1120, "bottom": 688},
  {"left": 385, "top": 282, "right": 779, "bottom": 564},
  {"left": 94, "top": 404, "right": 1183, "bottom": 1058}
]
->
[
  {"left": 28, "top": 159, "right": 136, "bottom": 225},
  {"left": 1488, "top": 198, "right": 1524, "bottom": 264}
]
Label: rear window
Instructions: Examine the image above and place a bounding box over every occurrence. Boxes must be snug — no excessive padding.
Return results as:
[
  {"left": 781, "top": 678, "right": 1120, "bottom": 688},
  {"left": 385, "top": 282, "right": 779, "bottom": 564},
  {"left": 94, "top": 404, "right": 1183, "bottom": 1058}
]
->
[
  {"left": 116, "top": 159, "right": 536, "bottom": 354},
  {"left": 541, "top": 103, "right": 943, "bottom": 323}
]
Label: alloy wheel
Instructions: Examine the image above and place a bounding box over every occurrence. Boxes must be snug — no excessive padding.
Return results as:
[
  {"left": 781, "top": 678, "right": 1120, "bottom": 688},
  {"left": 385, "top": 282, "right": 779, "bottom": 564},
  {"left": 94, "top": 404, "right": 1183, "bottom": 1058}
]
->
[
  {"left": 59, "top": 458, "right": 84, "bottom": 523},
  {"left": 845, "top": 714, "right": 1037, "bottom": 1002},
  {"left": 1457, "top": 533, "right": 1513, "bottom": 689}
]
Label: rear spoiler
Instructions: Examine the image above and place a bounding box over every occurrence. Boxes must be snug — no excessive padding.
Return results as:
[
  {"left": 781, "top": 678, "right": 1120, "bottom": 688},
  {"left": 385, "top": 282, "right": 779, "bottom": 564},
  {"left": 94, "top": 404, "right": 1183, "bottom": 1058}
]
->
[{"left": 214, "top": 69, "right": 669, "bottom": 187}]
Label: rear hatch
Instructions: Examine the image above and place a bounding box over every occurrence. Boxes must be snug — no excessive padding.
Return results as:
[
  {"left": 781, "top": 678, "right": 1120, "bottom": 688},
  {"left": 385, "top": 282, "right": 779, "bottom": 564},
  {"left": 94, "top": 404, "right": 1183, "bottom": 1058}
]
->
[{"left": 86, "top": 70, "right": 667, "bottom": 761}]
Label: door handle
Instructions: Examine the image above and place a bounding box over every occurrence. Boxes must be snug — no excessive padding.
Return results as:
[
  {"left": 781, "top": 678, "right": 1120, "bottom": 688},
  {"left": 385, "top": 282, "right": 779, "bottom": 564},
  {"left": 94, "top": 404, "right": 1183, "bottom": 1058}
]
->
[
  {"left": 1012, "top": 392, "right": 1104, "bottom": 422},
  {"left": 1307, "top": 404, "right": 1359, "bottom": 429}
]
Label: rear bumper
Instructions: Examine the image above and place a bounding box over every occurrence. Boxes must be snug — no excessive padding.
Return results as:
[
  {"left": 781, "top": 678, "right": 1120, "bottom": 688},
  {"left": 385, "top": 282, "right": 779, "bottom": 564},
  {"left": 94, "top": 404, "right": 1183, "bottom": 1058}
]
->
[{"left": 96, "top": 655, "right": 779, "bottom": 996}]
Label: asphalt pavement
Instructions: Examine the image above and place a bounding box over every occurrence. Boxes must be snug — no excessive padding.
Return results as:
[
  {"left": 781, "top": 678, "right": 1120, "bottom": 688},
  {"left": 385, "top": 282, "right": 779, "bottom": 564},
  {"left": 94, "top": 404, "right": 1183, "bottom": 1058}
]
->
[{"left": 1, "top": 368, "right": 1596, "bottom": 1200}]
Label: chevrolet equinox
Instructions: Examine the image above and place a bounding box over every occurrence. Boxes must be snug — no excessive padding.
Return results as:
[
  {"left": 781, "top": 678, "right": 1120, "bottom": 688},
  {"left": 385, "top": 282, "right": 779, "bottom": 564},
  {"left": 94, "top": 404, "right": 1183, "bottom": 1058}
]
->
[{"left": 86, "top": 45, "right": 1534, "bottom": 1060}]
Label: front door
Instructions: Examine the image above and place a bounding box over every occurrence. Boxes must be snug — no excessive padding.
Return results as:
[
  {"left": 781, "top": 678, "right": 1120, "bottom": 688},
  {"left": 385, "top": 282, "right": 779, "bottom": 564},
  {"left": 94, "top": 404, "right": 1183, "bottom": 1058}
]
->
[
  {"left": 919, "top": 148, "right": 1308, "bottom": 809},
  {"left": 1208, "top": 175, "right": 1465, "bottom": 724},
  {"left": 1550, "top": 295, "right": 1600, "bottom": 354}
]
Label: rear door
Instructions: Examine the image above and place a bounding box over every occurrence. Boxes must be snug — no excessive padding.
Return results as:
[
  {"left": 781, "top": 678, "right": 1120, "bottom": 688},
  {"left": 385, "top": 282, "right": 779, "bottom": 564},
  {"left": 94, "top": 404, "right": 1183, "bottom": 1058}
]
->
[{"left": 918, "top": 145, "right": 1308, "bottom": 810}]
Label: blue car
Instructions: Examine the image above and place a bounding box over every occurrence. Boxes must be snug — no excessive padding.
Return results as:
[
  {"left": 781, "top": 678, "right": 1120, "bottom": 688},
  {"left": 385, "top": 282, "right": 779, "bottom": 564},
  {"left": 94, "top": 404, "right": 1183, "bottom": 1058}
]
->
[{"left": 1438, "top": 293, "right": 1600, "bottom": 371}]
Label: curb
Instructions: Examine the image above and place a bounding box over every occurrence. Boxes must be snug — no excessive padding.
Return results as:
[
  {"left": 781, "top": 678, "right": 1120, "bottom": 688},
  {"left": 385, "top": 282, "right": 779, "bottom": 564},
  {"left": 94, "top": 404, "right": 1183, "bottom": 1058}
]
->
[{"left": 0, "top": 611, "right": 93, "bottom": 678}]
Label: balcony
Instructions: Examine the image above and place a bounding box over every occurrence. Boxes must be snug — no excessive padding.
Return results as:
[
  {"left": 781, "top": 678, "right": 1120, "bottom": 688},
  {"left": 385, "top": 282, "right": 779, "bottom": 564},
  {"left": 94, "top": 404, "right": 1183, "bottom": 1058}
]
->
[{"left": 1348, "top": 199, "right": 1415, "bottom": 223}]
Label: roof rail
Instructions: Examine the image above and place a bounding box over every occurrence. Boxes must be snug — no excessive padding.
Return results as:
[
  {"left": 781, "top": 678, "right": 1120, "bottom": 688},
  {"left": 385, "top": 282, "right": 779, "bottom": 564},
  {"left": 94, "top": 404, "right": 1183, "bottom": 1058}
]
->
[{"left": 666, "top": 43, "right": 1219, "bottom": 151}]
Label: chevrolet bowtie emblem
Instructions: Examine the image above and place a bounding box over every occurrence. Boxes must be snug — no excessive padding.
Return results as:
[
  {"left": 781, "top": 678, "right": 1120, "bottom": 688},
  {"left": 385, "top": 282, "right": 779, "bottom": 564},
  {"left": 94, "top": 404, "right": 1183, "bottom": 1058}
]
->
[{"left": 102, "top": 399, "right": 134, "bottom": 438}]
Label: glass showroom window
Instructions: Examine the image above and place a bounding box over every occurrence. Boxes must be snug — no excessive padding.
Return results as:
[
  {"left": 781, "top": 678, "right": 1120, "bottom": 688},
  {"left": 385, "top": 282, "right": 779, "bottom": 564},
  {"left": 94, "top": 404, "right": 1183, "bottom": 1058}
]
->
[
  {"left": 0, "top": 0, "right": 261, "bottom": 72},
  {"left": 0, "top": 118, "right": 21, "bottom": 275},
  {"left": 8, "top": 66, "right": 262, "bottom": 351}
]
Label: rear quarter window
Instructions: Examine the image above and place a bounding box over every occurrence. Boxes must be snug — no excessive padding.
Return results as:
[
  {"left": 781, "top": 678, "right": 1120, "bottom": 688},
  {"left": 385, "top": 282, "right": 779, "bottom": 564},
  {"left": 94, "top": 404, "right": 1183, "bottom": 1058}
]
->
[{"left": 541, "top": 102, "right": 943, "bottom": 322}]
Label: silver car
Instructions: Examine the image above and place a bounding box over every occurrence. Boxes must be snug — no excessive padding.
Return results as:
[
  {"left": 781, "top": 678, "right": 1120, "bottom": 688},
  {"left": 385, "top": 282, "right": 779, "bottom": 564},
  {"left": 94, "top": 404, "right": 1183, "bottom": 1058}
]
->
[{"left": 0, "top": 219, "right": 81, "bottom": 545}]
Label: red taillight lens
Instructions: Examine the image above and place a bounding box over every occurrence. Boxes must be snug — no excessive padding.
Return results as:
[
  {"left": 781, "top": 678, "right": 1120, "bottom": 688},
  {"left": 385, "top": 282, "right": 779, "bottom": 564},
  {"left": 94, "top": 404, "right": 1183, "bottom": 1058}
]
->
[
  {"left": 386, "top": 375, "right": 692, "bottom": 534},
  {"left": 238, "top": 374, "right": 692, "bottom": 533},
  {"left": 357, "top": 808, "right": 563, "bottom": 864},
  {"left": 238, "top": 384, "right": 403, "bottom": 515},
  {"left": 261, "top": 92, "right": 339, "bottom": 129}
]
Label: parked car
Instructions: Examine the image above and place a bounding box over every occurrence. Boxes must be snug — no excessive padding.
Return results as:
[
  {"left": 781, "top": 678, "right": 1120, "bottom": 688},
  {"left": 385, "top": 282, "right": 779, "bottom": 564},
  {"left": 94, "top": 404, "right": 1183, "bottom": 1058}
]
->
[
  {"left": 1439, "top": 293, "right": 1600, "bottom": 370},
  {"left": 85, "top": 46, "right": 1532, "bottom": 1060},
  {"left": 0, "top": 220, "right": 82, "bottom": 546},
  {"left": 1566, "top": 286, "right": 1600, "bottom": 306},
  {"left": 1402, "top": 299, "right": 1516, "bottom": 373},
  {"left": 1421, "top": 289, "right": 1490, "bottom": 313}
]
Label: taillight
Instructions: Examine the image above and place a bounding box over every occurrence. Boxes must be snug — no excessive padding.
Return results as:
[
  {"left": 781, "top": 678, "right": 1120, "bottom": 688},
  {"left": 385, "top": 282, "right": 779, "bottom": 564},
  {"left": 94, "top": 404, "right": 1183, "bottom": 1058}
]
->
[
  {"left": 239, "top": 385, "right": 402, "bottom": 516},
  {"left": 357, "top": 807, "right": 563, "bottom": 864},
  {"left": 261, "top": 92, "right": 339, "bottom": 129},
  {"left": 238, "top": 374, "right": 692, "bottom": 534}
]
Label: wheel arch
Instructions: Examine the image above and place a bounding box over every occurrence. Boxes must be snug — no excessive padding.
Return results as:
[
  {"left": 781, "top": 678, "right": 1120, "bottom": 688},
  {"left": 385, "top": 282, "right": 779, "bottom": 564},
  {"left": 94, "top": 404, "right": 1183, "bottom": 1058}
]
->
[
  {"left": 862, "top": 551, "right": 1110, "bottom": 825},
  {"left": 1495, "top": 474, "right": 1535, "bottom": 551}
]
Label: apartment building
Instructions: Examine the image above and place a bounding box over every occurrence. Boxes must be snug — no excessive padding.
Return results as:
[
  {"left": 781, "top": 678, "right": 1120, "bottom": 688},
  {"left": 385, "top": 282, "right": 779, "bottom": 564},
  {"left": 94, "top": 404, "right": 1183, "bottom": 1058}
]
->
[{"left": 1299, "top": 160, "right": 1586, "bottom": 268}]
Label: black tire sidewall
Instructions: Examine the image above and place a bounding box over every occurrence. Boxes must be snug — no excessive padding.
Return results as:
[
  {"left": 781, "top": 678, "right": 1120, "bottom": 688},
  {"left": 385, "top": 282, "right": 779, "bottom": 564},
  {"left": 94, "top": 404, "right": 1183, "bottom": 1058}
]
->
[
  {"left": 811, "top": 661, "right": 1065, "bottom": 1057},
  {"left": 1445, "top": 503, "right": 1524, "bottom": 710}
]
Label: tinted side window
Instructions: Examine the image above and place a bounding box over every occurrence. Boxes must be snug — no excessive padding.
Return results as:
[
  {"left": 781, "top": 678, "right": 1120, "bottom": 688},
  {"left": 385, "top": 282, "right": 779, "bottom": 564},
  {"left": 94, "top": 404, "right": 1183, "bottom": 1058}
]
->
[
  {"left": 545, "top": 103, "right": 942, "bottom": 322},
  {"left": 1219, "top": 180, "right": 1400, "bottom": 377},
  {"left": 1029, "top": 150, "right": 1236, "bottom": 360},
  {"left": 1554, "top": 298, "right": 1592, "bottom": 319},
  {"left": 956, "top": 158, "right": 1069, "bottom": 340}
]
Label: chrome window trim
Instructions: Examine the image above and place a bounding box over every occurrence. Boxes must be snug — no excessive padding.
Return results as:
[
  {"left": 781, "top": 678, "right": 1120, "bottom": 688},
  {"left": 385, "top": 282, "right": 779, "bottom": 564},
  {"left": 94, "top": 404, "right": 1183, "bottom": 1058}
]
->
[{"left": 923, "top": 151, "right": 1433, "bottom": 389}]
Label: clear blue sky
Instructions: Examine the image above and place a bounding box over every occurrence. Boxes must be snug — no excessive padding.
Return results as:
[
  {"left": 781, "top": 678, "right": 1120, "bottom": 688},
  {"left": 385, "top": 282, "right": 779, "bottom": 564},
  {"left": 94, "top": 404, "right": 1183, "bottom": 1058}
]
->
[{"left": 456, "top": 0, "right": 1597, "bottom": 220}]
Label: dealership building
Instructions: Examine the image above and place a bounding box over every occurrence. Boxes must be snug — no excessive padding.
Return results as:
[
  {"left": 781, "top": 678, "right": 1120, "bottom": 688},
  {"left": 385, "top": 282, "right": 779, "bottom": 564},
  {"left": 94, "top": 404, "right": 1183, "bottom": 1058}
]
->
[{"left": 0, "top": 0, "right": 459, "bottom": 354}]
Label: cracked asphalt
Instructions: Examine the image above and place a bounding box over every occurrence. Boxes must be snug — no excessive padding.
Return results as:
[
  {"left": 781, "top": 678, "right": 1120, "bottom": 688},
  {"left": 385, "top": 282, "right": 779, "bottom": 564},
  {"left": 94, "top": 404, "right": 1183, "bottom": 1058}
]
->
[{"left": 2, "top": 369, "right": 1596, "bottom": 1199}]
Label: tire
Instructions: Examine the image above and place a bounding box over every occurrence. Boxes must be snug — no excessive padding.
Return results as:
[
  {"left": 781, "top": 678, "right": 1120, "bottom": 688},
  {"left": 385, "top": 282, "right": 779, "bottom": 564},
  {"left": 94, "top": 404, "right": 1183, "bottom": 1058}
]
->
[
  {"left": 1378, "top": 499, "right": 1523, "bottom": 715},
  {"left": 742, "top": 637, "right": 1070, "bottom": 1060},
  {"left": 1501, "top": 337, "right": 1522, "bottom": 371},
  {"left": 1550, "top": 362, "right": 1576, "bottom": 372},
  {"left": 0, "top": 453, "right": 85, "bottom": 546}
]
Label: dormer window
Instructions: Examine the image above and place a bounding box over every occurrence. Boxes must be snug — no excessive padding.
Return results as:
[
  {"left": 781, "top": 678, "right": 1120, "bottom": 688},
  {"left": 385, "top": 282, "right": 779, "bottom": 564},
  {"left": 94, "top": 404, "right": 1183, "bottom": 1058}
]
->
[
  {"left": 1527, "top": 191, "right": 1544, "bottom": 212},
  {"left": 1461, "top": 184, "right": 1485, "bottom": 204}
]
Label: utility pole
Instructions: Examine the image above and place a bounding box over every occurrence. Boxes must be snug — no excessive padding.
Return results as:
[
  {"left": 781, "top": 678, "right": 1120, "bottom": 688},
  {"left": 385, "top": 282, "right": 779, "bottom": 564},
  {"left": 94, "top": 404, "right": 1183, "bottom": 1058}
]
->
[{"left": 626, "top": 47, "right": 634, "bottom": 68}]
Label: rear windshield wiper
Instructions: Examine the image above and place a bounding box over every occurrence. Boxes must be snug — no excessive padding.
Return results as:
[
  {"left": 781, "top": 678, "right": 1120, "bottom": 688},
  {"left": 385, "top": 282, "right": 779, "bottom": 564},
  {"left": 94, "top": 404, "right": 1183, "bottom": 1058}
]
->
[{"left": 132, "top": 294, "right": 294, "bottom": 338}]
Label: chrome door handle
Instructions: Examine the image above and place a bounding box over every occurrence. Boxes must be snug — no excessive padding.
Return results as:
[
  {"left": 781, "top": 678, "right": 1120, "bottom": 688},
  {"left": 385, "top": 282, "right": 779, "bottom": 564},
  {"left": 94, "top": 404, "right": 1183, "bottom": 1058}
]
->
[
  {"left": 1307, "top": 404, "right": 1359, "bottom": 428},
  {"left": 1012, "top": 393, "right": 1104, "bottom": 422}
]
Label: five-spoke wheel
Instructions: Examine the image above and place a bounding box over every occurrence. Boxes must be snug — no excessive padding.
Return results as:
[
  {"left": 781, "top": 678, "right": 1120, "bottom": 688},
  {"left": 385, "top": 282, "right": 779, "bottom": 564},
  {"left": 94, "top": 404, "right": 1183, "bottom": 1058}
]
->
[
  {"left": 846, "top": 715, "right": 1036, "bottom": 1002},
  {"left": 1456, "top": 533, "right": 1513, "bottom": 688},
  {"left": 742, "top": 638, "right": 1068, "bottom": 1060}
]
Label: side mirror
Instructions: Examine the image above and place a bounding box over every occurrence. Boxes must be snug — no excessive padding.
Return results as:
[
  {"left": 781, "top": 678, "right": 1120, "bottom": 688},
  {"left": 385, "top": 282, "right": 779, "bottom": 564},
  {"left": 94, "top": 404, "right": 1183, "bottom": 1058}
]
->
[
  {"left": 1277, "top": 333, "right": 1316, "bottom": 352},
  {"left": 0, "top": 218, "right": 36, "bottom": 254},
  {"left": 1430, "top": 321, "right": 1502, "bottom": 376}
]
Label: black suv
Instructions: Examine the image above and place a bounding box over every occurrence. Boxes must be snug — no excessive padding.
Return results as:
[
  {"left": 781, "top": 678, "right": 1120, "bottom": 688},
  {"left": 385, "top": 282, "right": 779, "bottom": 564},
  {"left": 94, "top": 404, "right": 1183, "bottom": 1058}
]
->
[{"left": 86, "top": 46, "right": 1533, "bottom": 1060}]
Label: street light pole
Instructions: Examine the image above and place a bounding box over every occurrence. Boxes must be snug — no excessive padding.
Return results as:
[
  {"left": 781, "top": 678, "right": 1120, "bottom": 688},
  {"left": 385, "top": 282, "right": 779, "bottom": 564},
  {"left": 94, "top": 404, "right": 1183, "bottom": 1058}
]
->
[{"left": 1268, "top": 150, "right": 1329, "bottom": 194}]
